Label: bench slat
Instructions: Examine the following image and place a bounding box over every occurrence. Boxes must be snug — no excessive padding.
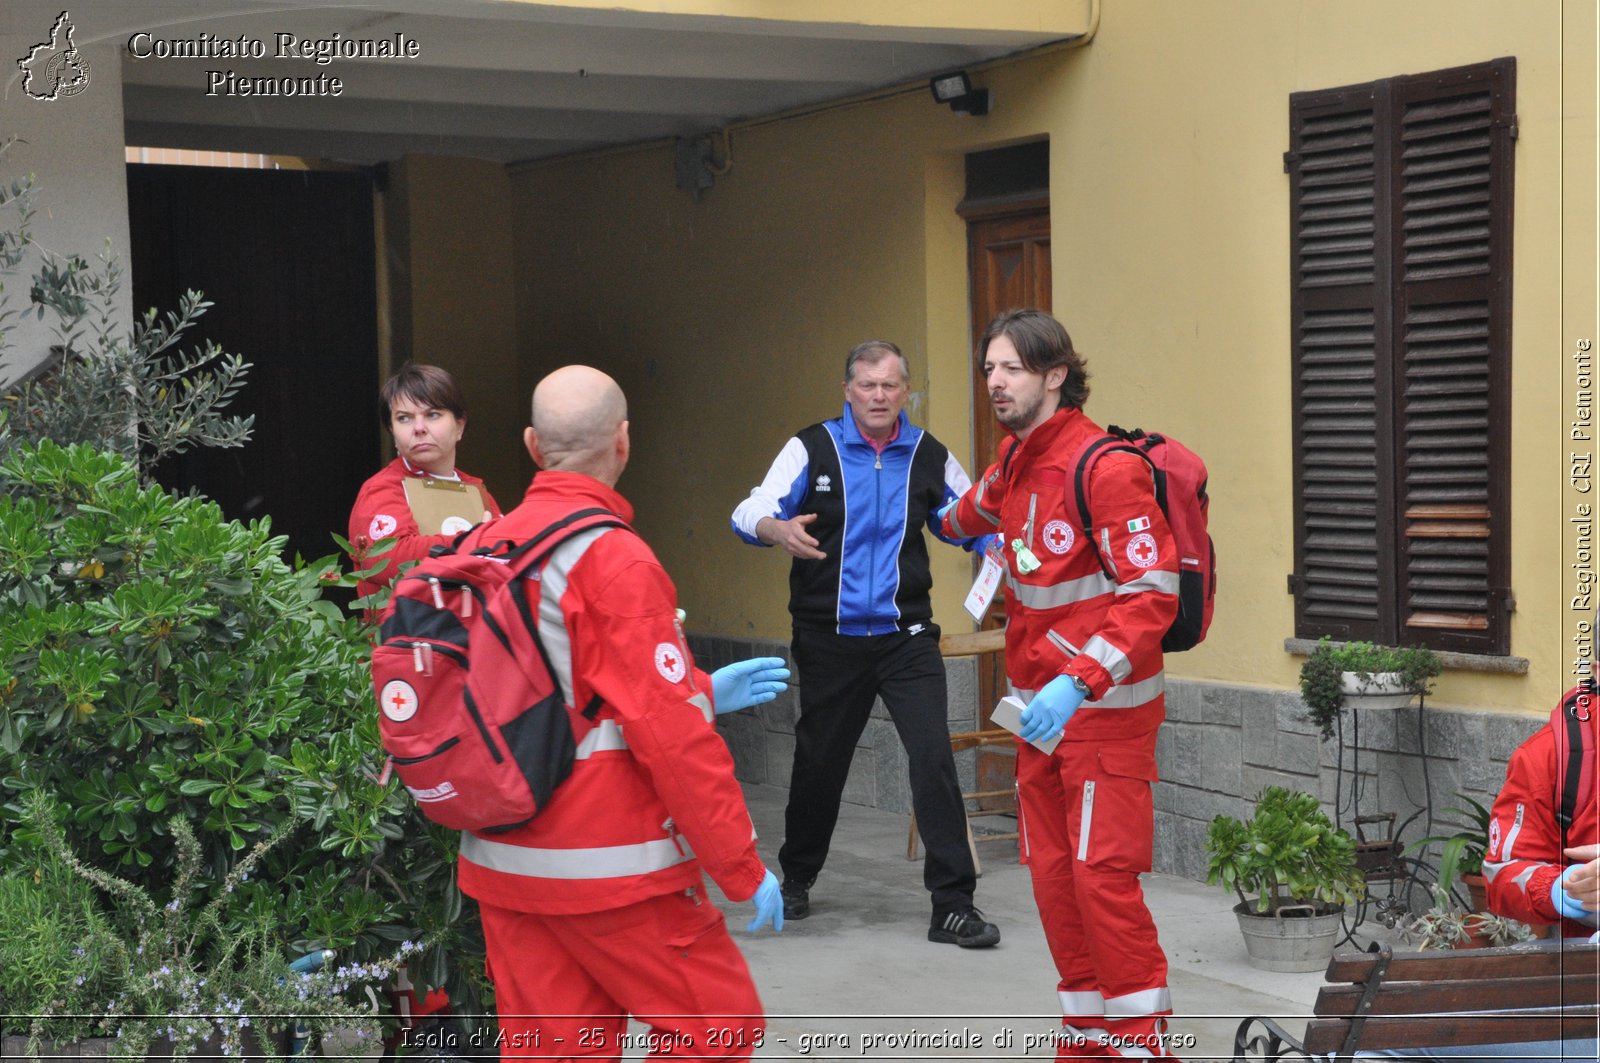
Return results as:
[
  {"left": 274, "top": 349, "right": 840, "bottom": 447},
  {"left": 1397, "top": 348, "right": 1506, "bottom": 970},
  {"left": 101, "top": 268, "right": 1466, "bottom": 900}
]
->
[
  {"left": 1326, "top": 942, "right": 1598, "bottom": 983},
  {"left": 1314, "top": 973, "right": 1600, "bottom": 1016},
  {"left": 1304, "top": 1012, "right": 1599, "bottom": 1054}
]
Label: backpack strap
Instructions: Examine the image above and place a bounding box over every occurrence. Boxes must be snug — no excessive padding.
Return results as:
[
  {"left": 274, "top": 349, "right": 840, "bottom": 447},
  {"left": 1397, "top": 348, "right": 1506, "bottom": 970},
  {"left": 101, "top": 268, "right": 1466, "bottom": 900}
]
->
[
  {"left": 1000, "top": 435, "right": 1023, "bottom": 479},
  {"left": 1553, "top": 680, "right": 1598, "bottom": 850},
  {"left": 1069, "top": 427, "right": 1161, "bottom": 579},
  {"left": 502, "top": 508, "right": 632, "bottom": 719}
]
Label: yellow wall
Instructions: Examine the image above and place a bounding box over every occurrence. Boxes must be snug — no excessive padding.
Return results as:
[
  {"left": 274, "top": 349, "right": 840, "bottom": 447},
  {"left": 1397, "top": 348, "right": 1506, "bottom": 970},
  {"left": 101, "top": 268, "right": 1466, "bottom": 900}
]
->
[
  {"left": 385, "top": 155, "right": 524, "bottom": 506},
  {"left": 506, "top": 0, "right": 1593, "bottom": 714}
]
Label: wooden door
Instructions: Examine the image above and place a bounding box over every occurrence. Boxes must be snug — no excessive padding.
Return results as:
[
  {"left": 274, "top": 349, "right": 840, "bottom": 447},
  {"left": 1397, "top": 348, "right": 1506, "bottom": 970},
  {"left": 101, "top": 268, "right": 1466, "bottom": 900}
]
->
[{"left": 961, "top": 199, "right": 1050, "bottom": 798}]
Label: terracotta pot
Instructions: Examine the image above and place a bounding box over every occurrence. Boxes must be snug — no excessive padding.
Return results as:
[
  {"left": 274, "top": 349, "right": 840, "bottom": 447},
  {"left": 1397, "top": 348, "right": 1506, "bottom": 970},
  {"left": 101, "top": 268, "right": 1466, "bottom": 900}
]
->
[{"left": 1461, "top": 871, "right": 1488, "bottom": 912}]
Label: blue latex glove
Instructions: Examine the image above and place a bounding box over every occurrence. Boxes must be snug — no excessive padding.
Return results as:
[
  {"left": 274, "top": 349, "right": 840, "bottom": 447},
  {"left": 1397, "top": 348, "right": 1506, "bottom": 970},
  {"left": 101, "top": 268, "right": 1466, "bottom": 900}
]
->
[
  {"left": 936, "top": 499, "right": 956, "bottom": 523},
  {"left": 712, "top": 657, "right": 790, "bottom": 714},
  {"left": 1019, "top": 674, "right": 1088, "bottom": 743},
  {"left": 1551, "top": 866, "right": 1592, "bottom": 920},
  {"left": 973, "top": 533, "right": 999, "bottom": 557},
  {"left": 746, "top": 869, "right": 784, "bottom": 933}
]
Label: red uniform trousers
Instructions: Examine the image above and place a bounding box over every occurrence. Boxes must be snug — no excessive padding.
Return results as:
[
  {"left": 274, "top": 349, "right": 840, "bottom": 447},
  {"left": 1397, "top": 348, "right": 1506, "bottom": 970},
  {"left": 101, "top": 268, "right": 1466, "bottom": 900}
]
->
[
  {"left": 1018, "top": 736, "right": 1174, "bottom": 1060},
  {"left": 480, "top": 885, "right": 764, "bottom": 1062}
]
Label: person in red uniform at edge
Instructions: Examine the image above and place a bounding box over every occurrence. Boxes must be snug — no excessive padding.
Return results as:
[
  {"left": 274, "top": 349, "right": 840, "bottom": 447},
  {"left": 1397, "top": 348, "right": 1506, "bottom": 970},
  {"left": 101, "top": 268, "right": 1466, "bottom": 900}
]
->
[
  {"left": 940, "top": 309, "right": 1181, "bottom": 1061},
  {"left": 348, "top": 364, "right": 503, "bottom": 601},
  {"left": 460, "top": 365, "right": 787, "bottom": 1061},
  {"left": 1485, "top": 682, "right": 1600, "bottom": 939}
]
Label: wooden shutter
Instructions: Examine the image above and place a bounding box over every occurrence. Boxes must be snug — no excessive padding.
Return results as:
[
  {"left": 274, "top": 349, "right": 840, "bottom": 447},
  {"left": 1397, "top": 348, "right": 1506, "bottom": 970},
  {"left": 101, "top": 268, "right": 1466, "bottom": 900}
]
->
[
  {"left": 1289, "top": 59, "right": 1514, "bottom": 654},
  {"left": 1392, "top": 60, "right": 1515, "bottom": 655},
  {"left": 1288, "top": 85, "right": 1391, "bottom": 642}
]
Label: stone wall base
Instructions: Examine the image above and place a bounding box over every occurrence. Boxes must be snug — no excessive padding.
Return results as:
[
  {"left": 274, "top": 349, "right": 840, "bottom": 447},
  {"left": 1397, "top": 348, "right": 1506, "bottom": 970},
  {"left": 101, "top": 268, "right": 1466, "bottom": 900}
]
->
[{"left": 691, "top": 634, "right": 1537, "bottom": 884}]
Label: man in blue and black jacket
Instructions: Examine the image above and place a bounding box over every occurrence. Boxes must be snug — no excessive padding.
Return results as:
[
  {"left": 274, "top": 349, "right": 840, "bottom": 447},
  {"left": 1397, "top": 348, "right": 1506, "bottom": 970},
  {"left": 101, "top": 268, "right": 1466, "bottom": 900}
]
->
[{"left": 731, "top": 339, "right": 1000, "bottom": 948}]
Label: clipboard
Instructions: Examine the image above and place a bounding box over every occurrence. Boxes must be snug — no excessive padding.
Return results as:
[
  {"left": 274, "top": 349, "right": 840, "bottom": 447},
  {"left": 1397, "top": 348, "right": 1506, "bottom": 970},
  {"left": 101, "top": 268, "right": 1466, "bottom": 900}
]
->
[{"left": 402, "top": 477, "right": 488, "bottom": 537}]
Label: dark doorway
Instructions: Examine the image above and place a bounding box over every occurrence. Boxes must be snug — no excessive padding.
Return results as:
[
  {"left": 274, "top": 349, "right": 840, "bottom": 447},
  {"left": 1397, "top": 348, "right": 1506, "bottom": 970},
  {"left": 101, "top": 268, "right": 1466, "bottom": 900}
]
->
[{"left": 126, "top": 165, "right": 379, "bottom": 567}]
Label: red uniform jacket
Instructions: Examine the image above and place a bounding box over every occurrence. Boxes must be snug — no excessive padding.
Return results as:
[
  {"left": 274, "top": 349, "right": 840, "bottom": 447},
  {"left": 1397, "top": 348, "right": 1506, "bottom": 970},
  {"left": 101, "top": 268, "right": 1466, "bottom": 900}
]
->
[
  {"left": 942, "top": 407, "right": 1178, "bottom": 740},
  {"left": 455, "top": 471, "right": 766, "bottom": 915},
  {"left": 348, "top": 457, "right": 501, "bottom": 598},
  {"left": 1484, "top": 704, "right": 1599, "bottom": 937}
]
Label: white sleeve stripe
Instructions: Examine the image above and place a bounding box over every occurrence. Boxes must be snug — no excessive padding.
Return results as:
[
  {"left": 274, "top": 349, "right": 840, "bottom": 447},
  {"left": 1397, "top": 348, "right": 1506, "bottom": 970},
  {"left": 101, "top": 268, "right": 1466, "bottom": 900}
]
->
[{"left": 731, "top": 436, "right": 809, "bottom": 539}]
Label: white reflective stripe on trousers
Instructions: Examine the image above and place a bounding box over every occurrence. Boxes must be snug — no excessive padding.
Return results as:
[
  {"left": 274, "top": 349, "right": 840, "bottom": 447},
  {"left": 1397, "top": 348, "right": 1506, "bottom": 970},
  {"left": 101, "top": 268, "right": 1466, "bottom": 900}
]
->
[
  {"left": 460, "top": 832, "right": 695, "bottom": 880},
  {"left": 1104, "top": 986, "right": 1172, "bottom": 1019},
  {"left": 1058, "top": 990, "right": 1106, "bottom": 1017},
  {"left": 1013, "top": 672, "right": 1166, "bottom": 709}
]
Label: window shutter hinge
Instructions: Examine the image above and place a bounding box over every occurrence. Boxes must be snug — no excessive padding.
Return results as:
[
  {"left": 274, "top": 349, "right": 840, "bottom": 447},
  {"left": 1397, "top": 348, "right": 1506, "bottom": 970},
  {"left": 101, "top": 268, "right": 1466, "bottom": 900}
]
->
[
  {"left": 1287, "top": 573, "right": 1303, "bottom": 596},
  {"left": 1496, "top": 114, "right": 1519, "bottom": 140},
  {"left": 1495, "top": 586, "right": 1516, "bottom": 614},
  {"left": 1282, "top": 150, "right": 1298, "bottom": 173}
]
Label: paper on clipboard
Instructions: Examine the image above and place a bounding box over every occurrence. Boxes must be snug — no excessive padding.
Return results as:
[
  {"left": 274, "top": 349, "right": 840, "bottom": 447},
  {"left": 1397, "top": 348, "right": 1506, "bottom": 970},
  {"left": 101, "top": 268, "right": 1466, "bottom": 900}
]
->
[
  {"left": 402, "top": 477, "right": 488, "bottom": 537},
  {"left": 990, "top": 694, "right": 1063, "bottom": 755}
]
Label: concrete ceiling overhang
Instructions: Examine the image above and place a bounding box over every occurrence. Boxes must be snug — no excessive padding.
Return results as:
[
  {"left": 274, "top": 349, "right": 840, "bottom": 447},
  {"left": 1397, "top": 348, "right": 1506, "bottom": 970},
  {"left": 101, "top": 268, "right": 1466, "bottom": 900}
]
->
[{"left": 3, "top": 1, "right": 1085, "bottom": 166}]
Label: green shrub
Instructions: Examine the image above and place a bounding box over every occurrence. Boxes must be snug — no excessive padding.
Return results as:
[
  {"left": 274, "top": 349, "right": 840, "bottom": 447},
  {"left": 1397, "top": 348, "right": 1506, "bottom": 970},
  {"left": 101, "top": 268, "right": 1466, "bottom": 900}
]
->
[
  {"left": 1206, "top": 786, "right": 1366, "bottom": 915},
  {"left": 0, "top": 441, "right": 478, "bottom": 1016}
]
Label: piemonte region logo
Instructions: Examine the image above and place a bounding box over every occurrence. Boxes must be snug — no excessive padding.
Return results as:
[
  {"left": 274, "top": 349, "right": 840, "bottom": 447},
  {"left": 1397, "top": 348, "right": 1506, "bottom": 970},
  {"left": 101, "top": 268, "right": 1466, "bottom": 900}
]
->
[{"left": 18, "top": 11, "right": 92, "bottom": 101}]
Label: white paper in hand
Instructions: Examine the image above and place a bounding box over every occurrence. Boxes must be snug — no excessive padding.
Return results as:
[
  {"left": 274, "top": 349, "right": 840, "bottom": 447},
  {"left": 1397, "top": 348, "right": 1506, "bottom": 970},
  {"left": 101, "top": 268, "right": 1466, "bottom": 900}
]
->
[{"left": 990, "top": 694, "right": 1063, "bottom": 755}]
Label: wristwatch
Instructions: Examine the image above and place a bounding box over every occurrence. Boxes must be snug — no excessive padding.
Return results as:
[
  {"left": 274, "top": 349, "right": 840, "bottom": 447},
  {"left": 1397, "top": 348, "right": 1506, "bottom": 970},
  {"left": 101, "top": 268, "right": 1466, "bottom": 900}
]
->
[{"left": 1069, "top": 675, "right": 1092, "bottom": 698}]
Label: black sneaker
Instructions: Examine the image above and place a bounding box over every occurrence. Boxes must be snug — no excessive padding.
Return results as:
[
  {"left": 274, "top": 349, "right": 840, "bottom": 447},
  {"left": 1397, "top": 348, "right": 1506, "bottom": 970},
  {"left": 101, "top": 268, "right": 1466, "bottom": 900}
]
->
[
  {"left": 780, "top": 879, "right": 811, "bottom": 921},
  {"left": 929, "top": 905, "right": 1000, "bottom": 948}
]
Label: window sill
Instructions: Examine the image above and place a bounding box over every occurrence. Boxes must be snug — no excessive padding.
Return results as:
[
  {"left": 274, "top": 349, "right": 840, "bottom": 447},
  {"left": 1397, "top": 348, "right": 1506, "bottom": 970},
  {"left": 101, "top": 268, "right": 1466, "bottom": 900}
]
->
[{"left": 1282, "top": 638, "right": 1529, "bottom": 676}]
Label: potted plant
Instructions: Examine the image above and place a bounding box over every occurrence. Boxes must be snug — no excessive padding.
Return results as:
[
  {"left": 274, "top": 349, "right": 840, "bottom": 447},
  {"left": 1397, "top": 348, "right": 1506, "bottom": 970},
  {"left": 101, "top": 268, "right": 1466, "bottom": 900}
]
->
[
  {"left": 1408, "top": 793, "right": 1492, "bottom": 912},
  {"left": 1402, "top": 900, "right": 1528, "bottom": 951},
  {"left": 1206, "top": 786, "right": 1367, "bottom": 971},
  {"left": 1299, "top": 638, "right": 1442, "bottom": 739}
]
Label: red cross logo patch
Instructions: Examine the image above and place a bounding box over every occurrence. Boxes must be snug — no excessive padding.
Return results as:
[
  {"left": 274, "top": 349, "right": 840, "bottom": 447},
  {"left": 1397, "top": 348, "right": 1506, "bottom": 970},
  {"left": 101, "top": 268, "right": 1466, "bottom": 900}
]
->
[
  {"left": 1126, "top": 532, "right": 1160, "bottom": 569},
  {"left": 654, "top": 642, "right": 687, "bottom": 683},
  {"left": 379, "top": 679, "right": 419, "bottom": 723},
  {"left": 1042, "top": 519, "right": 1075, "bottom": 555},
  {"left": 368, "top": 513, "right": 399, "bottom": 540}
]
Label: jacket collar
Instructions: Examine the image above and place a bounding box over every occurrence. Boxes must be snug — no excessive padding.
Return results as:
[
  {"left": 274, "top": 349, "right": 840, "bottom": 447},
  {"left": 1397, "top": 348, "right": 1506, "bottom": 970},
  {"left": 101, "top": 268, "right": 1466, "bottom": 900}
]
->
[
  {"left": 1004, "top": 405, "right": 1094, "bottom": 470},
  {"left": 840, "top": 404, "right": 911, "bottom": 448},
  {"left": 522, "top": 469, "right": 635, "bottom": 523}
]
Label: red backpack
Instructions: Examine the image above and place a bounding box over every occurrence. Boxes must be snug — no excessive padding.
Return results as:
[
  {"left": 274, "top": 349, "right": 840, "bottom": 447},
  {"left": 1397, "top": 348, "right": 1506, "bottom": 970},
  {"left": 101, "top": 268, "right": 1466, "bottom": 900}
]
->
[
  {"left": 370, "top": 507, "right": 627, "bottom": 833},
  {"left": 1070, "top": 425, "right": 1215, "bottom": 652}
]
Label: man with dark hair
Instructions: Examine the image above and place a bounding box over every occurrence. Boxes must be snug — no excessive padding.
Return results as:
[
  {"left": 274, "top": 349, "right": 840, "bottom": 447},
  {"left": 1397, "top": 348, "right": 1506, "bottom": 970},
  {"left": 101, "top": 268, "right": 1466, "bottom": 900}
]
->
[
  {"left": 941, "top": 309, "right": 1181, "bottom": 1057},
  {"left": 731, "top": 339, "right": 1000, "bottom": 948}
]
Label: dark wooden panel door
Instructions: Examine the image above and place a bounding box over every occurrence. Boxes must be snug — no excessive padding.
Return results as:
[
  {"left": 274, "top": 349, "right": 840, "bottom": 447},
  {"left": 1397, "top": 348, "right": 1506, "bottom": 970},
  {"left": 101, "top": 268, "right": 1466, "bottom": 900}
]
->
[
  {"left": 963, "top": 201, "right": 1051, "bottom": 799},
  {"left": 127, "top": 165, "right": 379, "bottom": 569}
]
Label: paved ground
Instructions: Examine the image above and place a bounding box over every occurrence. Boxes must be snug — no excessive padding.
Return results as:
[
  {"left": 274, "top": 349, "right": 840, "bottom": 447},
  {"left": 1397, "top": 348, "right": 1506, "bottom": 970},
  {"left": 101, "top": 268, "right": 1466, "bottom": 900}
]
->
[{"left": 677, "top": 783, "right": 1341, "bottom": 1062}]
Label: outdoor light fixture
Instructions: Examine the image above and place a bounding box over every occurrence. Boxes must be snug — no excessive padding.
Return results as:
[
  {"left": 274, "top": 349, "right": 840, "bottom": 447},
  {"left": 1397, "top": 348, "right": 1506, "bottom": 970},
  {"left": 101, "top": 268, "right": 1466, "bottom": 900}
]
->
[{"left": 929, "top": 71, "right": 990, "bottom": 117}]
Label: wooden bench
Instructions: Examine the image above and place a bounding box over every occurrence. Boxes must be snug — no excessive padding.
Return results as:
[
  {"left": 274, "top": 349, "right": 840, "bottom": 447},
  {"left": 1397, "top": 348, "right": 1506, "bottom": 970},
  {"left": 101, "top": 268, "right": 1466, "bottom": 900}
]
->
[{"left": 1232, "top": 940, "right": 1599, "bottom": 1062}]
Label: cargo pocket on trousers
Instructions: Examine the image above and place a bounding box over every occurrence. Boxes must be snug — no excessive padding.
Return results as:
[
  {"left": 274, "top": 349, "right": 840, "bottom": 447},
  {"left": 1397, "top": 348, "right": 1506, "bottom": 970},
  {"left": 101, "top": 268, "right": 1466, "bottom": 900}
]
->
[{"left": 1079, "top": 748, "right": 1158, "bottom": 872}]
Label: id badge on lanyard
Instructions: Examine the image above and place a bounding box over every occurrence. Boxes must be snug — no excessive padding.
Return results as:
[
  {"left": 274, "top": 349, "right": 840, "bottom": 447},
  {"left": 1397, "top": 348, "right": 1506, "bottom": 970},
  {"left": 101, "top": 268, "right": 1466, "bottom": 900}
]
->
[{"left": 963, "top": 539, "right": 1006, "bottom": 621}]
